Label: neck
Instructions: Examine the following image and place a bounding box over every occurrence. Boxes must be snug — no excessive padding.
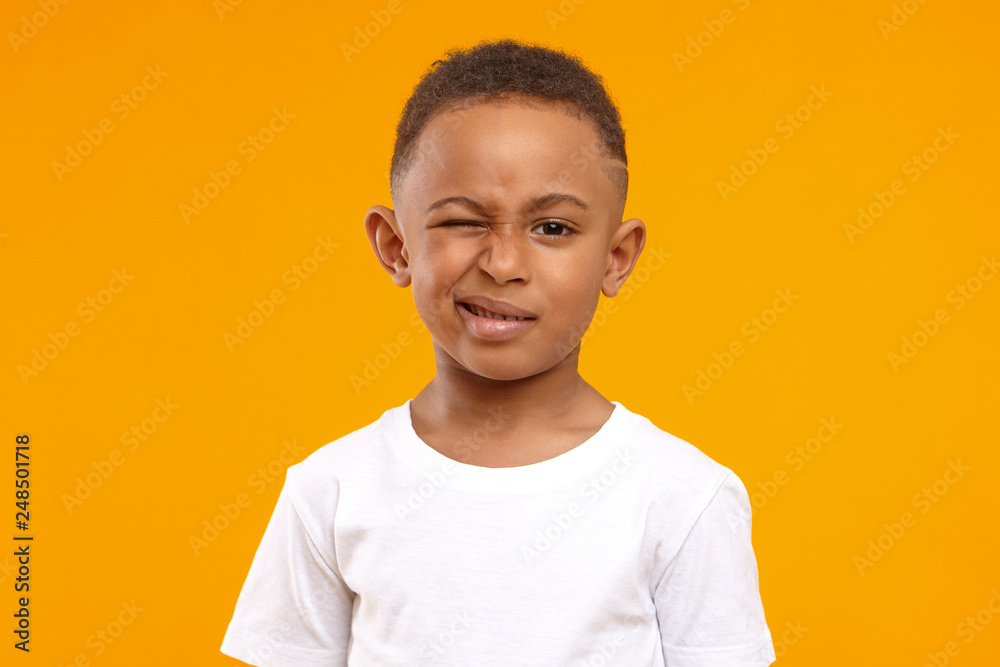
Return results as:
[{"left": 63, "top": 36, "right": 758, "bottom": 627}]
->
[{"left": 413, "top": 344, "right": 601, "bottom": 429}]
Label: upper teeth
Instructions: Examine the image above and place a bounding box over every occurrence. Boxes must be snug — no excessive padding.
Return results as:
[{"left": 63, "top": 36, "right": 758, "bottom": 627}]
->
[{"left": 466, "top": 304, "right": 527, "bottom": 321}]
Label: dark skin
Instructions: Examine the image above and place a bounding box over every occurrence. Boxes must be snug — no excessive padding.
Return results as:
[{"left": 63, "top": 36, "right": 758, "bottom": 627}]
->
[{"left": 365, "top": 96, "right": 645, "bottom": 467}]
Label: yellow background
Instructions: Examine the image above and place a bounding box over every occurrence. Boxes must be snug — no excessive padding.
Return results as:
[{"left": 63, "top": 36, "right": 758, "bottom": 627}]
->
[{"left": 3, "top": 0, "right": 998, "bottom": 664}]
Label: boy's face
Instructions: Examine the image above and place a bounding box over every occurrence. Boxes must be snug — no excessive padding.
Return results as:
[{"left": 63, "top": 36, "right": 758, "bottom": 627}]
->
[{"left": 366, "top": 97, "right": 644, "bottom": 382}]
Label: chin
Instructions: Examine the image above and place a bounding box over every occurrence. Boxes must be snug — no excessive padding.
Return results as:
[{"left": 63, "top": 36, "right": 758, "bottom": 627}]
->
[
  {"left": 457, "top": 361, "right": 524, "bottom": 382},
  {"left": 458, "top": 354, "right": 555, "bottom": 383}
]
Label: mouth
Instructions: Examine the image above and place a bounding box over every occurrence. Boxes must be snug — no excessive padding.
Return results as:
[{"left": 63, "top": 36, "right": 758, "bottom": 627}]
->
[
  {"left": 458, "top": 302, "right": 535, "bottom": 321},
  {"left": 455, "top": 299, "right": 537, "bottom": 341}
]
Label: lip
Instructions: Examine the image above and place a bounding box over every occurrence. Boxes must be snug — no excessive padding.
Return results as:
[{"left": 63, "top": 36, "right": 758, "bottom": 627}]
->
[
  {"left": 456, "top": 295, "right": 537, "bottom": 319},
  {"left": 456, "top": 297, "right": 537, "bottom": 342}
]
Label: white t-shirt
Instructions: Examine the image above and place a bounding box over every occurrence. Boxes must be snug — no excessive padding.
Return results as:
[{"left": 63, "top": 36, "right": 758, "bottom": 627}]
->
[{"left": 221, "top": 400, "right": 776, "bottom": 667}]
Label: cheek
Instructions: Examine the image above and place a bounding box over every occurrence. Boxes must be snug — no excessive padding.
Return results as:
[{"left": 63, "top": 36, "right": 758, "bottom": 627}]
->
[
  {"left": 546, "top": 257, "right": 602, "bottom": 306},
  {"left": 421, "top": 234, "right": 474, "bottom": 271},
  {"left": 408, "top": 250, "right": 465, "bottom": 330},
  {"left": 417, "top": 247, "right": 463, "bottom": 295},
  {"left": 542, "top": 270, "right": 601, "bottom": 333}
]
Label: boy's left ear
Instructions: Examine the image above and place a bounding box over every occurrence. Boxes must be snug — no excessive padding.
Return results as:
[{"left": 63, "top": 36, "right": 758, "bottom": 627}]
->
[{"left": 602, "top": 217, "right": 646, "bottom": 298}]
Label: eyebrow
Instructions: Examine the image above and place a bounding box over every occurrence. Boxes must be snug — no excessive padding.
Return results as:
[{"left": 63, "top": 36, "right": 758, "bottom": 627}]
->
[{"left": 424, "top": 193, "right": 589, "bottom": 216}]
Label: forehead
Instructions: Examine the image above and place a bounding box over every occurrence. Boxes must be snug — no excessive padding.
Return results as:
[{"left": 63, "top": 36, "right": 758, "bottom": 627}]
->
[
  {"left": 423, "top": 97, "right": 596, "bottom": 151},
  {"left": 401, "top": 99, "right": 618, "bottom": 215}
]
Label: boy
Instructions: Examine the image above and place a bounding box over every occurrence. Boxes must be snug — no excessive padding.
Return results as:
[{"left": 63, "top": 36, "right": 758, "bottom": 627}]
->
[{"left": 221, "top": 38, "right": 776, "bottom": 666}]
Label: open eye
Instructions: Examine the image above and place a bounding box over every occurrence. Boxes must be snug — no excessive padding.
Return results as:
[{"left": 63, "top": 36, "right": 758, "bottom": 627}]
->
[
  {"left": 532, "top": 221, "right": 574, "bottom": 236},
  {"left": 437, "top": 220, "right": 575, "bottom": 235}
]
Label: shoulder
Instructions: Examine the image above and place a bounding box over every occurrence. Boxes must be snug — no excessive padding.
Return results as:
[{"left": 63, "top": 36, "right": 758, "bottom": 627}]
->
[
  {"left": 618, "top": 405, "right": 741, "bottom": 509},
  {"left": 619, "top": 406, "right": 754, "bottom": 562},
  {"left": 283, "top": 404, "right": 400, "bottom": 500}
]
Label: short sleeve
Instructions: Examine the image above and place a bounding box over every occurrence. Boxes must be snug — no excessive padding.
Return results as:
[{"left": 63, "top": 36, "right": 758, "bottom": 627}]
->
[
  {"left": 653, "top": 471, "right": 776, "bottom": 667},
  {"left": 220, "top": 467, "right": 355, "bottom": 666}
]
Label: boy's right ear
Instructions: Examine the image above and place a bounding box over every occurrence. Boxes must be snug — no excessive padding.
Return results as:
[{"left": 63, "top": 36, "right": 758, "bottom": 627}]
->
[{"left": 364, "top": 205, "right": 411, "bottom": 288}]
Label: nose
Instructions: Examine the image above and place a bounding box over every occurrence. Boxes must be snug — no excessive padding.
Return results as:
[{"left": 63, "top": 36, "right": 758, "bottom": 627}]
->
[{"left": 477, "top": 226, "right": 528, "bottom": 284}]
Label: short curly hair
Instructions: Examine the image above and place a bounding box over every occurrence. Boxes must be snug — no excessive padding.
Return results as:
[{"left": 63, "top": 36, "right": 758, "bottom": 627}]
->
[{"left": 389, "top": 38, "right": 628, "bottom": 208}]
